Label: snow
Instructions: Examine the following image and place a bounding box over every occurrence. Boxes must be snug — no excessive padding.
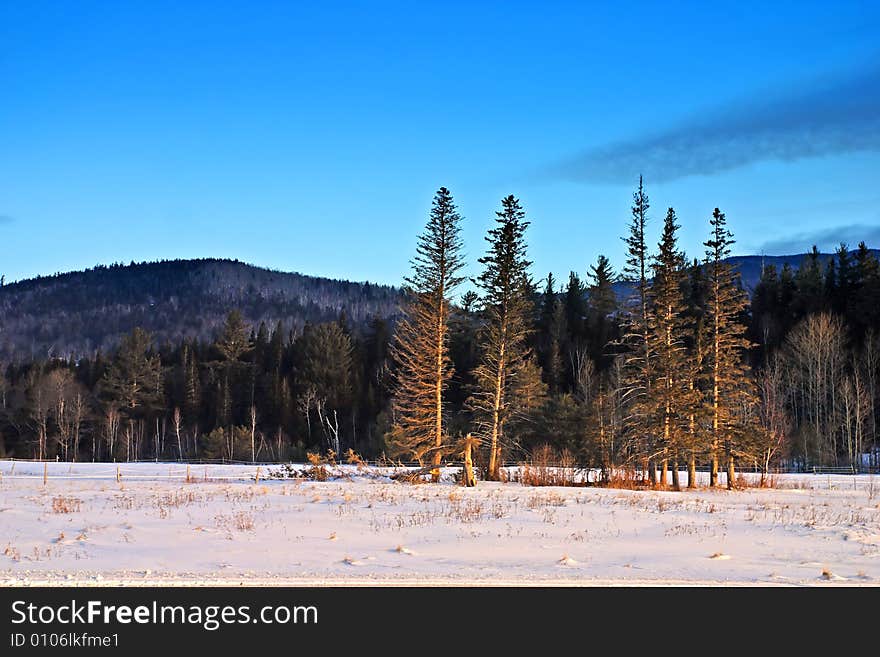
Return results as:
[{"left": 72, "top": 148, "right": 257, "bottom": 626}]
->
[{"left": 1, "top": 461, "right": 879, "bottom": 586}]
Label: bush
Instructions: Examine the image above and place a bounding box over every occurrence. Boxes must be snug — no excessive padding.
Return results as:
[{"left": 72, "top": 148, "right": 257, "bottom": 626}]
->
[{"left": 513, "top": 444, "right": 581, "bottom": 487}]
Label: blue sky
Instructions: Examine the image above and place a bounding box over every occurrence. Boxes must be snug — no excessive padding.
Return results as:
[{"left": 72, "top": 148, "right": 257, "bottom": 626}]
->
[{"left": 1, "top": 1, "right": 878, "bottom": 289}]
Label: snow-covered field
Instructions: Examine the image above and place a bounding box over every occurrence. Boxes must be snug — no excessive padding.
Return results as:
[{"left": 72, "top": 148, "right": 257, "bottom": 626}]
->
[{"left": 1, "top": 461, "right": 878, "bottom": 586}]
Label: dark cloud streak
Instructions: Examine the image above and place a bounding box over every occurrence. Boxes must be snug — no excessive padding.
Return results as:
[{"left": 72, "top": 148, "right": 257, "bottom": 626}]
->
[
  {"left": 760, "top": 223, "right": 880, "bottom": 255},
  {"left": 552, "top": 64, "right": 880, "bottom": 184}
]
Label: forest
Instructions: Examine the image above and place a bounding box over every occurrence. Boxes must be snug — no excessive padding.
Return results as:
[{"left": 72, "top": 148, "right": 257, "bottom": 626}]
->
[{"left": 1, "top": 181, "right": 879, "bottom": 485}]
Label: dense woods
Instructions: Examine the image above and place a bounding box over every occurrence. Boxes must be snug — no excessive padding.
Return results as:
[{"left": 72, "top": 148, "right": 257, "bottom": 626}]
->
[{"left": 1, "top": 182, "right": 879, "bottom": 482}]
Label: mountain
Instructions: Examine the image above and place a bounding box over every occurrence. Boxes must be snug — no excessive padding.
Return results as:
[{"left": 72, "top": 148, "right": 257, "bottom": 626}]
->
[
  {"left": 0, "top": 258, "right": 401, "bottom": 361},
  {"left": 2, "top": 249, "right": 876, "bottom": 361},
  {"left": 725, "top": 251, "right": 878, "bottom": 293}
]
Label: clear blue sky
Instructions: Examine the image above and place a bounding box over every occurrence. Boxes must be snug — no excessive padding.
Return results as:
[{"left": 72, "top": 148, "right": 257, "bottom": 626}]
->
[{"left": 2, "top": 1, "right": 879, "bottom": 289}]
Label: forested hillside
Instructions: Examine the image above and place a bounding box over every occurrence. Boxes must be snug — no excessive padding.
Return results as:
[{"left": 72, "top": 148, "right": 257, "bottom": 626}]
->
[
  {"left": 1, "top": 189, "right": 878, "bottom": 479},
  {"left": 0, "top": 258, "right": 400, "bottom": 360}
]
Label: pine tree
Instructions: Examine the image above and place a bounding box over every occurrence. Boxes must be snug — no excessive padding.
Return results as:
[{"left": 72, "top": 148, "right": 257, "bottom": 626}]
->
[
  {"left": 182, "top": 342, "right": 201, "bottom": 452},
  {"left": 824, "top": 257, "right": 838, "bottom": 310},
  {"left": 648, "top": 209, "right": 697, "bottom": 490},
  {"left": 587, "top": 254, "right": 617, "bottom": 368},
  {"left": 683, "top": 258, "right": 709, "bottom": 488},
  {"left": 703, "top": 208, "right": 755, "bottom": 488},
  {"left": 216, "top": 310, "right": 251, "bottom": 362},
  {"left": 389, "top": 187, "right": 466, "bottom": 477},
  {"left": 101, "top": 328, "right": 163, "bottom": 461},
  {"left": 102, "top": 328, "right": 163, "bottom": 415},
  {"left": 853, "top": 242, "right": 880, "bottom": 340},
  {"left": 620, "top": 176, "right": 654, "bottom": 480},
  {"left": 297, "top": 322, "right": 354, "bottom": 453},
  {"left": 469, "top": 195, "right": 535, "bottom": 480},
  {"left": 794, "top": 246, "right": 825, "bottom": 317},
  {"left": 563, "top": 271, "right": 587, "bottom": 347},
  {"left": 537, "top": 273, "right": 566, "bottom": 394},
  {"left": 546, "top": 295, "right": 566, "bottom": 395},
  {"left": 835, "top": 243, "right": 855, "bottom": 316}
]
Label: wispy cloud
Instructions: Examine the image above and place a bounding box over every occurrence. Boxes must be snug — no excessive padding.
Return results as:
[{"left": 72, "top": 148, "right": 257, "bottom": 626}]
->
[
  {"left": 0, "top": 215, "right": 14, "bottom": 224},
  {"left": 551, "top": 64, "right": 880, "bottom": 184},
  {"left": 760, "top": 223, "right": 880, "bottom": 255}
]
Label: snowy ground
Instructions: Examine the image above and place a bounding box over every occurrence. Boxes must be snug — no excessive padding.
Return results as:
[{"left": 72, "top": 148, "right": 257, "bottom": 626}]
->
[{"left": 1, "top": 461, "right": 878, "bottom": 586}]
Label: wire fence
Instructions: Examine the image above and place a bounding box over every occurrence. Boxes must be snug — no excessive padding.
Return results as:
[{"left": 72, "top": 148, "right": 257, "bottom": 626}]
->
[
  {"left": 1, "top": 456, "right": 877, "bottom": 486},
  {"left": 0, "top": 460, "right": 269, "bottom": 483}
]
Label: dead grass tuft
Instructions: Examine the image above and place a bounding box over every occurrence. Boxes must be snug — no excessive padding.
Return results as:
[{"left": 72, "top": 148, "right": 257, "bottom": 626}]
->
[
  {"left": 51, "top": 496, "right": 82, "bottom": 514},
  {"left": 513, "top": 445, "right": 581, "bottom": 487}
]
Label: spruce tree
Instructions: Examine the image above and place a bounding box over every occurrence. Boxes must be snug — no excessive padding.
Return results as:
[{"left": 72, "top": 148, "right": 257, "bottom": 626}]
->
[
  {"left": 620, "top": 176, "right": 654, "bottom": 481},
  {"left": 389, "top": 187, "right": 465, "bottom": 478},
  {"left": 587, "top": 254, "right": 617, "bottom": 368},
  {"left": 469, "top": 195, "right": 535, "bottom": 480},
  {"left": 683, "top": 258, "right": 709, "bottom": 488},
  {"left": 648, "top": 209, "right": 697, "bottom": 489},
  {"left": 538, "top": 273, "right": 564, "bottom": 393},
  {"left": 703, "top": 208, "right": 755, "bottom": 488},
  {"left": 835, "top": 243, "right": 855, "bottom": 315},
  {"left": 216, "top": 310, "right": 251, "bottom": 362},
  {"left": 853, "top": 242, "right": 880, "bottom": 340},
  {"left": 564, "top": 271, "right": 587, "bottom": 345},
  {"left": 101, "top": 328, "right": 163, "bottom": 461},
  {"left": 794, "top": 246, "right": 825, "bottom": 317}
]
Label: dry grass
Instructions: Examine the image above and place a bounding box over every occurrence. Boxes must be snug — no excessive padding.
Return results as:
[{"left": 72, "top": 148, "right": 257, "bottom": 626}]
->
[
  {"left": 51, "top": 496, "right": 82, "bottom": 514},
  {"left": 157, "top": 490, "right": 200, "bottom": 508},
  {"left": 345, "top": 449, "right": 367, "bottom": 468},
  {"left": 3, "top": 544, "right": 21, "bottom": 561},
  {"left": 513, "top": 445, "right": 581, "bottom": 487},
  {"left": 214, "top": 511, "right": 255, "bottom": 534}
]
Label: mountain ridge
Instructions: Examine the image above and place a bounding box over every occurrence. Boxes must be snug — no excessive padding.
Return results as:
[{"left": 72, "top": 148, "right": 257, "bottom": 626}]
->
[
  {"left": 1, "top": 250, "right": 876, "bottom": 361},
  {"left": 0, "top": 258, "right": 400, "bottom": 361}
]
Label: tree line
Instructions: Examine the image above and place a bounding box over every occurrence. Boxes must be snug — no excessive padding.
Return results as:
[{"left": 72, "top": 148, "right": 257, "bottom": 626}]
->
[{"left": 1, "top": 181, "right": 879, "bottom": 486}]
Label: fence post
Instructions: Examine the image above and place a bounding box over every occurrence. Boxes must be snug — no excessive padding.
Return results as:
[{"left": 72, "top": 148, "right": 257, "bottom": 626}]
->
[
  {"left": 116, "top": 465, "right": 121, "bottom": 484},
  {"left": 43, "top": 462, "right": 48, "bottom": 486},
  {"left": 186, "top": 465, "right": 191, "bottom": 483},
  {"left": 255, "top": 467, "right": 261, "bottom": 485}
]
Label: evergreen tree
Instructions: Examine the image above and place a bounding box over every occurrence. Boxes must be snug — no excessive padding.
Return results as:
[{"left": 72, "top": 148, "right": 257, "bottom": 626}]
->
[
  {"left": 824, "top": 257, "right": 838, "bottom": 310},
  {"left": 100, "top": 328, "right": 164, "bottom": 460},
  {"left": 182, "top": 342, "right": 201, "bottom": 445},
  {"left": 389, "top": 187, "right": 466, "bottom": 477},
  {"left": 835, "top": 243, "right": 855, "bottom": 317},
  {"left": 296, "top": 322, "right": 354, "bottom": 453},
  {"left": 563, "top": 271, "right": 587, "bottom": 345},
  {"left": 703, "top": 208, "right": 755, "bottom": 488},
  {"left": 853, "top": 242, "right": 880, "bottom": 340},
  {"left": 620, "top": 176, "right": 654, "bottom": 480},
  {"left": 546, "top": 296, "right": 566, "bottom": 395},
  {"left": 586, "top": 254, "right": 617, "bottom": 368},
  {"left": 216, "top": 310, "right": 251, "bottom": 362},
  {"left": 794, "top": 246, "right": 825, "bottom": 317},
  {"left": 536, "top": 273, "right": 566, "bottom": 394},
  {"left": 648, "top": 209, "right": 697, "bottom": 489},
  {"left": 469, "top": 195, "right": 535, "bottom": 480},
  {"left": 102, "top": 328, "right": 163, "bottom": 416},
  {"left": 751, "top": 264, "right": 780, "bottom": 360}
]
